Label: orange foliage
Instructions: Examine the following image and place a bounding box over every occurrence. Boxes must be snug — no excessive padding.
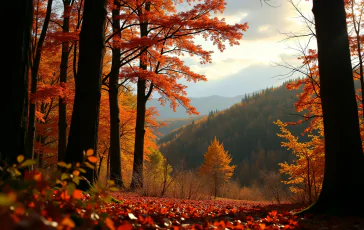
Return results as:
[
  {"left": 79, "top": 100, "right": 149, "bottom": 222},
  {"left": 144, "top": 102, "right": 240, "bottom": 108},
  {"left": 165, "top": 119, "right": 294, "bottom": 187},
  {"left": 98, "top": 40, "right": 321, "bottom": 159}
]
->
[
  {"left": 97, "top": 89, "right": 161, "bottom": 185},
  {"left": 275, "top": 120, "right": 324, "bottom": 204},
  {"left": 104, "top": 0, "right": 248, "bottom": 114},
  {"left": 28, "top": 0, "right": 248, "bottom": 179}
]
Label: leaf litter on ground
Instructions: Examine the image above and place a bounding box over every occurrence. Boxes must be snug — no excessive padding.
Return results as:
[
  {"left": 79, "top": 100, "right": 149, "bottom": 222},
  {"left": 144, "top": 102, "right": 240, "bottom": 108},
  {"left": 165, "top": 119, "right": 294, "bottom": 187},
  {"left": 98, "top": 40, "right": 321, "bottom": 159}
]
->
[{"left": 97, "top": 193, "right": 364, "bottom": 230}]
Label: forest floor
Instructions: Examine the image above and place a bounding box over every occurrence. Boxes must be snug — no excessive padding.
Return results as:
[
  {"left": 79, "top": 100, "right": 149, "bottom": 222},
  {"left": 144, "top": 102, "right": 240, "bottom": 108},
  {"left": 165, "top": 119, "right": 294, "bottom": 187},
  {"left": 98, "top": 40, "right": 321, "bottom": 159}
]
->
[{"left": 102, "top": 192, "right": 364, "bottom": 229}]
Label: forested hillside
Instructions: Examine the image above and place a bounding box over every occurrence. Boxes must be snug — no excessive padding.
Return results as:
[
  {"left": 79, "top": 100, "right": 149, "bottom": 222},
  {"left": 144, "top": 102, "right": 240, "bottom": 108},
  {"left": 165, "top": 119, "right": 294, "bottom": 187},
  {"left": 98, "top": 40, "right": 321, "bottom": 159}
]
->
[
  {"left": 156, "top": 115, "right": 205, "bottom": 136},
  {"left": 158, "top": 80, "right": 308, "bottom": 186}
]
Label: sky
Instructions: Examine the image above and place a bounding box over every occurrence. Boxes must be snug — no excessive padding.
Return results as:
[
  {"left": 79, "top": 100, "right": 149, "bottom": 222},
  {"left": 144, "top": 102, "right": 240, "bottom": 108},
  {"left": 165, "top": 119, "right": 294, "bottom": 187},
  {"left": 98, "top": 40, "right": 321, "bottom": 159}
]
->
[{"left": 179, "top": 0, "right": 315, "bottom": 97}]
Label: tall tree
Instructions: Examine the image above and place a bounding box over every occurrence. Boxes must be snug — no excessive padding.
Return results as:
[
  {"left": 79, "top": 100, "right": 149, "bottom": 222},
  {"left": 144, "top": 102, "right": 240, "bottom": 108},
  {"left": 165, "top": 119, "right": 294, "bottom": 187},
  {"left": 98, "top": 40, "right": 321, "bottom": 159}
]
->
[
  {"left": 65, "top": 0, "right": 107, "bottom": 190},
  {"left": 129, "top": 0, "right": 247, "bottom": 189},
  {"left": 108, "top": 0, "right": 124, "bottom": 187},
  {"left": 103, "top": 0, "right": 151, "bottom": 188},
  {"left": 130, "top": 1, "right": 151, "bottom": 190},
  {"left": 274, "top": 0, "right": 364, "bottom": 207},
  {"left": 304, "top": 0, "right": 364, "bottom": 215},
  {"left": 58, "top": 0, "right": 75, "bottom": 161},
  {"left": 28, "top": 0, "right": 54, "bottom": 166},
  {"left": 1, "top": 0, "right": 33, "bottom": 163},
  {"left": 96, "top": 88, "right": 160, "bottom": 184}
]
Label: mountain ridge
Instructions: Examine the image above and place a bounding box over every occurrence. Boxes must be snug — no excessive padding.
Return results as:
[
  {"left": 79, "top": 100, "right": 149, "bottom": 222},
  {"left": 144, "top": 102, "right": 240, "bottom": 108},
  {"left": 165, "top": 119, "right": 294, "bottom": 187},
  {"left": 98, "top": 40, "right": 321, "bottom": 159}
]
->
[{"left": 148, "top": 91, "right": 263, "bottom": 120}]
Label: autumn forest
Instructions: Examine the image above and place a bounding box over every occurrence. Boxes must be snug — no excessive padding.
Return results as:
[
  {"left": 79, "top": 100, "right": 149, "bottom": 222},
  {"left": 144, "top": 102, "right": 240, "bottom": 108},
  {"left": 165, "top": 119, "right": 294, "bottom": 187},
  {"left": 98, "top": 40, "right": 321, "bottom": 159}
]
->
[{"left": 1, "top": 0, "right": 364, "bottom": 229}]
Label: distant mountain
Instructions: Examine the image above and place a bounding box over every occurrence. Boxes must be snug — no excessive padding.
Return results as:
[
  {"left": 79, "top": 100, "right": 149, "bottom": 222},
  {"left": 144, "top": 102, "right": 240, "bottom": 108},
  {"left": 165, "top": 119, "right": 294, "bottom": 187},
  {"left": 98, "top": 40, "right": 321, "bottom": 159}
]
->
[
  {"left": 158, "top": 81, "right": 308, "bottom": 186},
  {"left": 156, "top": 115, "right": 205, "bottom": 137},
  {"left": 147, "top": 95, "right": 247, "bottom": 120}
]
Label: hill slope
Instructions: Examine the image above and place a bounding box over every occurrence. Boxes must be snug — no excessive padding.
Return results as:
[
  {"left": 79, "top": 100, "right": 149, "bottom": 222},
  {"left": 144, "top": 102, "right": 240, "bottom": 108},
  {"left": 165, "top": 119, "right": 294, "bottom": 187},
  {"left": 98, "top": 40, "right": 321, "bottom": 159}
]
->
[
  {"left": 158, "top": 81, "right": 307, "bottom": 186},
  {"left": 156, "top": 115, "right": 206, "bottom": 137}
]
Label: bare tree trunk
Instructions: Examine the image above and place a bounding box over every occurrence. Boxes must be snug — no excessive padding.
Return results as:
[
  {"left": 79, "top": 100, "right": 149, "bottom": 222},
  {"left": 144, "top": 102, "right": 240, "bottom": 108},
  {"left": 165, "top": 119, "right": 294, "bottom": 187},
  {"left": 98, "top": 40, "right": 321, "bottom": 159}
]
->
[
  {"left": 58, "top": 0, "right": 73, "bottom": 162},
  {"left": 107, "top": 151, "right": 110, "bottom": 178},
  {"left": 130, "top": 79, "right": 147, "bottom": 189},
  {"left": 108, "top": 0, "right": 124, "bottom": 187},
  {"left": 71, "top": 0, "right": 83, "bottom": 79},
  {"left": 130, "top": 2, "right": 151, "bottom": 190},
  {"left": 65, "top": 0, "right": 107, "bottom": 191},
  {"left": 213, "top": 173, "right": 217, "bottom": 199},
  {"left": 160, "top": 159, "right": 172, "bottom": 197},
  {"left": 97, "top": 156, "right": 102, "bottom": 176},
  {"left": 306, "top": 157, "right": 312, "bottom": 204},
  {"left": 1, "top": 0, "right": 33, "bottom": 164},
  {"left": 28, "top": 0, "right": 53, "bottom": 164}
]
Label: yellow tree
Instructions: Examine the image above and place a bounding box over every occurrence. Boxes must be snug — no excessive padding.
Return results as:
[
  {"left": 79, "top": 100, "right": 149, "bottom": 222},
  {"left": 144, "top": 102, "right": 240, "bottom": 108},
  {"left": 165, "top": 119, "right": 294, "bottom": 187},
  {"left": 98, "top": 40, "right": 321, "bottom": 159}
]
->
[
  {"left": 274, "top": 120, "right": 324, "bottom": 205},
  {"left": 198, "top": 137, "right": 236, "bottom": 199}
]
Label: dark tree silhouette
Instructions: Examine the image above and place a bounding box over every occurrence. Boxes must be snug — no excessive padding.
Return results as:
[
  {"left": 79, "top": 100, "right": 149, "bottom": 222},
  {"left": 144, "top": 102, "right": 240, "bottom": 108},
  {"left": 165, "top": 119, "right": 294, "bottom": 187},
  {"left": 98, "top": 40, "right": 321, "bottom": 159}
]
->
[
  {"left": 1, "top": 0, "right": 33, "bottom": 164},
  {"left": 28, "top": 0, "right": 53, "bottom": 166},
  {"left": 130, "top": 2, "right": 151, "bottom": 190},
  {"left": 302, "top": 0, "right": 364, "bottom": 216},
  {"left": 108, "top": 0, "right": 124, "bottom": 188},
  {"left": 65, "top": 0, "right": 107, "bottom": 190},
  {"left": 58, "top": 0, "right": 74, "bottom": 162}
]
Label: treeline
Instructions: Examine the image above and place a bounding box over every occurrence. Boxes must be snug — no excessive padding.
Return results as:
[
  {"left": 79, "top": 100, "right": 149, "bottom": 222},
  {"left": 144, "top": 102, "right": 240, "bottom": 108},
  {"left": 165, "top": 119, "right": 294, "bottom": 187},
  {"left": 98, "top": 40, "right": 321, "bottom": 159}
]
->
[{"left": 158, "top": 80, "right": 308, "bottom": 186}]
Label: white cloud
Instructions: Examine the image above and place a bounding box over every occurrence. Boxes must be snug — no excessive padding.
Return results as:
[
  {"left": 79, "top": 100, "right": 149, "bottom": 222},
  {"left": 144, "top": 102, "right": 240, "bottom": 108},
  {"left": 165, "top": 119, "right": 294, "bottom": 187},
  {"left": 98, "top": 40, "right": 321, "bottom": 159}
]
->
[
  {"left": 178, "top": 0, "right": 316, "bottom": 97},
  {"left": 216, "top": 12, "right": 249, "bottom": 24},
  {"left": 258, "top": 25, "right": 270, "bottom": 32}
]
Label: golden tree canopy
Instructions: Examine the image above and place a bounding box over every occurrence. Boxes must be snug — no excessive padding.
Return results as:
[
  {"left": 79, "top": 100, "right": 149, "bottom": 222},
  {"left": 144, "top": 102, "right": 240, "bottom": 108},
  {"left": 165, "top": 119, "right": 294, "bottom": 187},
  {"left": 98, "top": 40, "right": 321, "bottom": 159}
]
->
[{"left": 198, "top": 136, "right": 236, "bottom": 181}]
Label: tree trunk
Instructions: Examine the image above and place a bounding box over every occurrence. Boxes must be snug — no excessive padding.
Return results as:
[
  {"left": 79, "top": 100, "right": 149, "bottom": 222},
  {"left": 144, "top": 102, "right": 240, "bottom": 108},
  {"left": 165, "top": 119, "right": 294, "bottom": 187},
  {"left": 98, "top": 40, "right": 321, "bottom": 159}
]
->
[
  {"left": 108, "top": 0, "right": 124, "bottom": 188},
  {"left": 97, "top": 156, "right": 104, "bottom": 177},
  {"left": 213, "top": 174, "right": 217, "bottom": 199},
  {"left": 1, "top": 0, "right": 33, "bottom": 164},
  {"left": 130, "top": 2, "right": 150, "bottom": 190},
  {"left": 65, "top": 0, "right": 107, "bottom": 191},
  {"left": 28, "top": 0, "right": 53, "bottom": 164},
  {"left": 130, "top": 79, "right": 147, "bottom": 189},
  {"left": 160, "top": 160, "right": 168, "bottom": 197},
  {"left": 58, "top": 0, "right": 72, "bottom": 162},
  {"left": 306, "top": 157, "right": 312, "bottom": 205},
  {"left": 304, "top": 0, "right": 364, "bottom": 216}
]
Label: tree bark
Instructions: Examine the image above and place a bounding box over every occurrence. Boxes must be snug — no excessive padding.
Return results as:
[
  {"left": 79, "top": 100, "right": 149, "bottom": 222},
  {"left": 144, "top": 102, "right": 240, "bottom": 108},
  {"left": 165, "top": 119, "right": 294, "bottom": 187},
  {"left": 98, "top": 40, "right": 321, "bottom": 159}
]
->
[
  {"left": 1, "top": 0, "right": 33, "bottom": 164},
  {"left": 130, "top": 78, "right": 147, "bottom": 189},
  {"left": 58, "top": 0, "right": 72, "bottom": 162},
  {"left": 108, "top": 0, "right": 124, "bottom": 187},
  {"left": 213, "top": 173, "right": 217, "bottom": 199},
  {"left": 130, "top": 2, "right": 150, "bottom": 190},
  {"left": 303, "top": 0, "right": 364, "bottom": 216},
  {"left": 65, "top": 0, "right": 107, "bottom": 190},
  {"left": 28, "top": 0, "right": 53, "bottom": 164}
]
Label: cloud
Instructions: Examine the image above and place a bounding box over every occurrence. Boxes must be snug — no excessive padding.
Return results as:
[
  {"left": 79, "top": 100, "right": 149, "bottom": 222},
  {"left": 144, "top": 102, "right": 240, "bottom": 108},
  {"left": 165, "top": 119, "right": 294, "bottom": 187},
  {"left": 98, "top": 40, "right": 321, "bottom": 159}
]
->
[
  {"left": 176, "top": 0, "right": 315, "bottom": 98},
  {"left": 184, "top": 32, "right": 308, "bottom": 79},
  {"left": 218, "top": 0, "right": 313, "bottom": 40},
  {"left": 189, "top": 58, "right": 252, "bottom": 80},
  {"left": 183, "top": 63, "right": 301, "bottom": 97}
]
